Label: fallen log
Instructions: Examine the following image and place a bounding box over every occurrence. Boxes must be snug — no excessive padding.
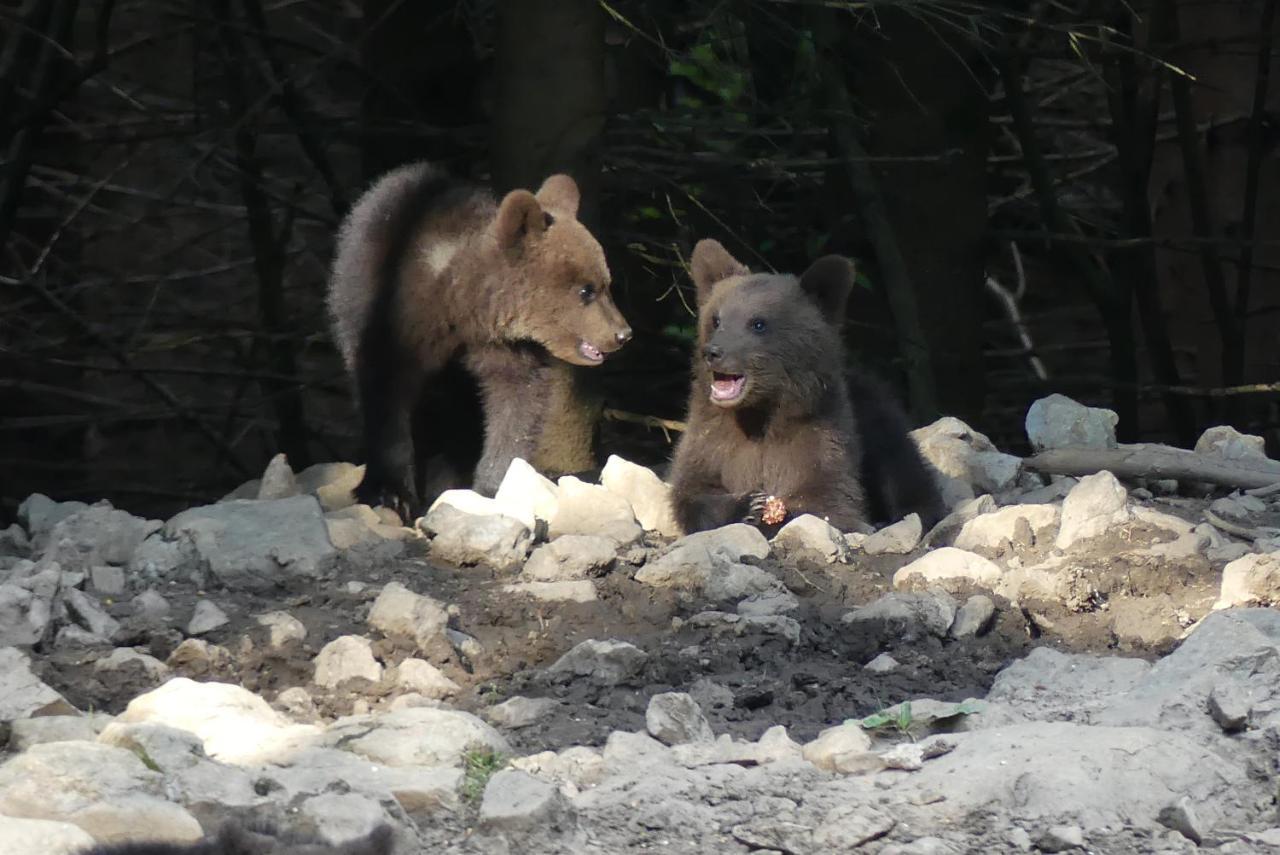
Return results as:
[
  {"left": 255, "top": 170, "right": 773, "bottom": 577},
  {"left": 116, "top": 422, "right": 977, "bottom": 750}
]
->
[{"left": 1023, "top": 443, "right": 1280, "bottom": 491}]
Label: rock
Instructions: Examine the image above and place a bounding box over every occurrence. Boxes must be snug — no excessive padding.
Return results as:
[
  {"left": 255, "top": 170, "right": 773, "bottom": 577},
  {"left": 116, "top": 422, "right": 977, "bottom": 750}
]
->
[
  {"left": 295, "top": 461, "right": 365, "bottom": 512},
  {"left": 254, "top": 610, "right": 307, "bottom": 648},
  {"left": 163, "top": 496, "right": 336, "bottom": 589},
  {"left": 165, "top": 638, "right": 234, "bottom": 675},
  {"left": 1037, "top": 825, "right": 1086, "bottom": 852},
  {"left": 949, "top": 594, "right": 996, "bottom": 638},
  {"left": 600, "top": 455, "right": 682, "bottom": 538},
  {"left": 645, "top": 692, "right": 714, "bottom": 745},
  {"left": 1158, "top": 797, "right": 1205, "bottom": 845},
  {"left": 256, "top": 453, "right": 299, "bottom": 500},
  {"left": 8, "top": 714, "right": 112, "bottom": 751},
  {"left": 428, "top": 487, "right": 535, "bottom": 534},
  {"left": 522, "top": 534, "right": 616, "bottom": 581},
  {"left": 0, "top": 816, "right": 95, "bottom": 855},
  {"left": 127, "top": 535, "right": 187, "bottom": 581},
  {"left": 90, "top": 565, "right": 127, "bottom": 596},
  {"left": 864, "top": 652, "right": 900, "bottom": 674},
  {"left": 893, "top": 547, "right": 1002, "bottom": 589},
  {"left": 39, "top": 504, "right": 161, "bottom": 571},
  {"left": 0, "top": 583, "right": 38, "bottom": 646},
  {"left": 297, "top": 792, "right": 389, "bottom": 845},
  {"left": 419, "top": 503, "right": 531, "bottom": 572},
  {"left": 392, "top": 658, "right": 460, "bottom": 699},
  {"left": 325, "top": 516, "right": 380, "bottom": 550},
  {"left": 97, "top": 721, "right": 207, "bottom": 773},
  {"left": 1195, "top": 425, "right": 1270, "bottom": 463},
  {"left": 862, "top": 514, "right": 923, "bottom": 555},
  {"left": 736, "top": 590, "right": 799, "bottom": 616},
  {"left": 970, "top": 450, "right": 1023, "bottom": 494},
  {"left": 187, "top": 598, "right": 229, "bottom": 635},
  {"left": 0, "top": 741, "right": 202, "bottom": 844},
  {"left": 730, "top": 820, "right": 814, "bottom": 853},
  {"left": 843, "top": 591, "right": 958, "bottom": 641},
  {"left": 1055, "top": 471, "right": 1131, "bottom": 550},
  {"left": 314, "top": 635, "right": 383, "bottom": 688},
  {"left": 0, "top": 523, "right": 31, "bottom": 557},
  {"left": 1215, "top": 551, "right": 1279, "bottom": 609},
  {"left": 494, "top": 457, "right": 561, "bottom": 529},
  {"left": 502, "top": 580, "right": 597, "bottom": 603},
  {"left": 275, "top": 686, "right": 319, "bottom": 722},
  {"left": 447, "top": 629, "right": 483, "bottom": 663},
  {"left": 64, "top": 587, "right": 121, "bottom": 640},
  {"left": 754, "top": 725, "right": 804, "bottom": 764},
  {"left": 549, "top": 475, "right": 642, "bottom": 546},
  {"left": 922, "top": 494, "right": 998, "bottom": 547},
  {"left": 703, "top": 562, "right": 781, "bottom": 601},
  {"left": 0, "top": 648, "right": 76, "bottom": 722},
  {"left": 325, "top": 707, "right": 509, "bottom": 767},
  {"left": 94, "top": 648, "right": 169, "bottom": 683},
  {"left": 547, "top": 639, "right": 648, "bottom": 685},
  {"left": 485, "top": 696, "right": 558, "bottom": 730},
  {"left": 367, "top": 582, "right": 449, "bottom": 652},
  {"left": 986, "top": 645, "right": 1150, "bottom": 722},
  {"left": 1025, "top": 394, "right": 1118, "bottom": 452},
  {"left": 57, "top": 624, "right": 109, "bottom": 649},
  {"left": 510, "top": 745, "right": 605, "bottom": 789},
  {"left": 771, "top": 514, "right": 848, "bottom": 562},
  {"left": 688, "top": 678, "right": 735, "bottom": 712},
  {"left": 801, "top": 722, "right": 878, "bottom": 774},
  {"left": 18, "top": 494, "right": 89, "bottom": 544},
  {"left": 953, "top": 504, "right": 1058, "bottom": 553},
  {"left": 1206, "top": 681, "right": 1251, "bottom": 732},
  {"left": 117, "top": 677, "right": 320, "bottom": 764},
  {"left": 479, "top": 769, "right": 575, "bottom": 832},
  {"left": 635, "top": 524, "right": 770, "bottom": 590},
  {"left": 880, "top": 741, "right": 927, "bottom": 771}
]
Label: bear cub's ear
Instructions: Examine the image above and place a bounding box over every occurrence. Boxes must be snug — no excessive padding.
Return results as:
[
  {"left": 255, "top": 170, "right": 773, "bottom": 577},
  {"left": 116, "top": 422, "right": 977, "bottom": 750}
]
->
[
  {"left": 799, "top": 255, "right": 856, "bottom": 325},
  {"left": 690, "top": 239, "right": 749, "bottom": 306},
  {"left": 495, "top": 189, "right": 550, "bottom": 250},
  {"left": 535, "top": 174, "right": 581, "bottom": 218}
]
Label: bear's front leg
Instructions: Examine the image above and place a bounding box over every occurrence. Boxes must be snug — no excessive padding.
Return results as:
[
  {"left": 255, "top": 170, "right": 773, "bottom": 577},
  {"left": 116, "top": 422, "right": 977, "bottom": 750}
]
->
[
  {"left": 354, "top": 374, "right": 421, "bottom": 523},
  {"left": 466, "top": 345, "right": 554, "bottom": 496}
]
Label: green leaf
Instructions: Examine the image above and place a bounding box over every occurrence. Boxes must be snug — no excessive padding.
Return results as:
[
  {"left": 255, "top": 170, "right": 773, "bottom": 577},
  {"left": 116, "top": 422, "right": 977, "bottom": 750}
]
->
[
  {"left": 896, "top": 700, "right": 913, "bottom": 731},
  {"left": 855, "top": 271, "right": 875, "bottom": 291},
  {"left": 636, "top": 206, "right": 663, "bottom": 221},
  {"left": 858, "top": 710, "right": 896, "bottom": 730}
]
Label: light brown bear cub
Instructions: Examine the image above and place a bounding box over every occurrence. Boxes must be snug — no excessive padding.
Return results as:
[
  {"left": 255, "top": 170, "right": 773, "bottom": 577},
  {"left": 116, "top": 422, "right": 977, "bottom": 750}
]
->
[
  {"left": 327, "top": 163, "right": 631, "bottom": 521},
  {"left": 669, "top": 239, "right": 945, "bottom": 536}
]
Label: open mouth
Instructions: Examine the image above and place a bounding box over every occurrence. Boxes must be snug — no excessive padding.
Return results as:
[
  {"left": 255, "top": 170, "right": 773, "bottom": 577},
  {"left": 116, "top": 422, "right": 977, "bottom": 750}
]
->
[
  {"left": 577, "top": 340, "right": 605, "bottom": 364},
  {"left": 710, "top": 371, "right": 746, "bottom": 403}
]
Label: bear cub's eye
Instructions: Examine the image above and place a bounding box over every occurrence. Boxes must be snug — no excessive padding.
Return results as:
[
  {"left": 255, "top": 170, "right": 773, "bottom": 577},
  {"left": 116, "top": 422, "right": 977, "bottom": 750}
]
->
[
  {"left": 750, "top": 317, "right": 768, "bottom": 333},
  {"left": 579, "top": 284, "right": 597, "bottom": 304},
  {"left": 711, "top": 314, "right": 720, "bottom": 330}
]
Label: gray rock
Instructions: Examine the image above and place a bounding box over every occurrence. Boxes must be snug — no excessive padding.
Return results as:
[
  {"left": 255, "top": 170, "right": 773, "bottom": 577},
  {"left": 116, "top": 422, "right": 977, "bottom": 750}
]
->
[
  {"left": 893, "top": 547, "right": 1002, "bottom": 589},
  {"left": 485, "top": 696, "right": 558, "bottom": 729},
  {"left": 187, "top": 598, "right": 229, "bottom": 636},
  {"left": 39, "top": 504, "right": 162, "bottom": 573},
  {"left": 772, "top": 514, "right": 849, "bottom": 562},
  {"left": 367, "top": 581, "right": 448, "bottom": 652},
  {"left": 522, "top": 535, "right": 617, "bottom": 581},
  {"left": 703, "top": 562, "right": 782, "bottom": 601},
  {"left": 1158, "top": 797, "right": 1205, "bottom": 845},
  {"left": 131, "top": 589, "right": 171, "bottom": 619},
  {"left": 639, "top": 524, "right": 770, "bottom": 585},
  {"left": 326, "top": 707, "right": 509, "bottom": 768},
  {"left": 0, "top": 816, "right": 96, "bottom": 855},
  {"left": 297, "top": 792, "right": 389, "bottom": 845},
  {"left": 163, "top": 496, "right": 336, "bottom": 589},
  {"left": 447, "top": 629, "right": 483, "bottom": 663},
  {"left": 601, "top": 730, "right": 670, "bottom": 773},
  {"left": 862, "top": 513, "right": 923, "bottom": 555},
  {"left": 1025, "top": 393, "right": 1118, "bottom": 452},
  {"left": 256, "top": 452, "right": 299, "bottom": 500},
  {"left": 1195, "top": 425, "right": 1270, "bottom": 463},
  {"left": 57, "top": 625, "right": 110, "bottom": 649},
  {"left": 0, "top": 583, "right": 39, "bottom": 646},
  {"left": 548, "top": 475, "right": 642, "bottom": 546},
  {"left": 970, "top": 449, "right": 1023, "bottom": 494},
  {"left": 1036, "top": 825, "right": 1085, "bottom": 852},
  {"left": 127, "top": 535, "right": 188, "bottom": 581},
  {"left": 600, "top": 455, "right": 682, "bottom": 538},
  {"left": 391, "top": 658, "right": 460, "bottom": 699},
  {"left": 8, "top": 714, "right": 112, "bottom": 751},
  {"left": 645, "top": 692, "right": 714, "bottom": 745},
  {"left": 94, "top": 648, "right": 169, "bottom": 684},
  {"left": 313, "top": 635, "right": 383, "bottom": 688},
  {"left": 688, "top": 678, "right": 735, "bottom": 712},
  {"left": 863, "top": 652, "right": 900, "bottom": 674},
  {"left": 90, "top": 565, "right": 127, "bottom": 596},
  {"left": 18, "top": 494, "right": 89, "bottom": 545},
  {"left": 419, "top": 503, "right": 532, "bottom": 572},
  {"left": 736, "top": 590, "right": 799, "bottom": 616},
  {"left": 97, "top": 721, "right": 207, "bottom": 773},
  {"left": 922, "top": 494, "right": 998, "bottom": 548},
  {"left": 988, "top": 646, "right": 1150, "bottom": 723},
  {"left": 1207, "top": 681, "right": 1251, "bottom": 732},
  {"left": 502, "top": 580, "right": 598, "bottom": 603},
  {"left": 1055, "top": 471, "right": 1131, "bottom": 549},
  {"left": 63, "top": 587, "right": 120, "bottom": 640},
  {"left": 547, "top": 638, "right": 647, "bottom": 685},
  {"left": 0, "top": 524, "right": 31, "bottom": 558},
  {"left": 479, "top": 769, "right": 576, "bottom": 832},
  {"left": 843, "top": 591, "right": 959, "bottom": 641},
  {"left": 949, "top": 594, "right": 996, "bottom": 638},
  {"left": 1215, "top": 551, "right": 1280, "bottom": 609},
  {"left": 254, "top": 610, "right": 307, "bottom": 649}
]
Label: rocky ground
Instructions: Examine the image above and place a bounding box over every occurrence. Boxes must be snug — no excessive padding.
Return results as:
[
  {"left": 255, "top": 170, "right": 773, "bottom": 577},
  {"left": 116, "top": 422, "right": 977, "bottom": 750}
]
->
[{"left": 2, "top": 394, "right": 1279, "bottom": 854}]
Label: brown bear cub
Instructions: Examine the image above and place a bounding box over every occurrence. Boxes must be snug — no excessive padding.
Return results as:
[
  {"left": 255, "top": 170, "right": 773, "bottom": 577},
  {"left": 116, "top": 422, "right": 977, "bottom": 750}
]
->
[
  {"left": 327, "top": 163, "right": 632, "bottom": 521},
  {"left": 669, "top": 239, "right": 945, "bottom": 536}
]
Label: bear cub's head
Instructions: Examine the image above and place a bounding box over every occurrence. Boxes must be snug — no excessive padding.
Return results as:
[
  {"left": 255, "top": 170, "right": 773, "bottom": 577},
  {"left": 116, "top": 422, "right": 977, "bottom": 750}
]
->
[
  {"left": 689, "top": 238, "right": 855, "bottom": 410},
  {"left": 493, "top": 175, "right": 631, "bottom": 367}
]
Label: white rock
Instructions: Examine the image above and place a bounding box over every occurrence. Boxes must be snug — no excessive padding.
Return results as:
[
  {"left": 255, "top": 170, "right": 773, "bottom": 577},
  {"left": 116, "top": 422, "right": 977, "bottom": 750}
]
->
[
  {"left": 522, "top": 534, "right": 617, "bottom": 581},
  {"left": 1025, "top": 393, "right": 1118, "bottom": 451},
  {"left": 255, "top": 610, "right": 307, "bottom": 648},
  {"left": 8, "top": 714, "right": 112, "bottom": 751},
  {"left": 485, "top": 696, "right": 558, "bottom": 730},
  {"left": 1206, "top": 681, "right": 1251, "bottom": 732},
  {"left": 419, "top": 503, "right": 531, "bottom": 572},
  {"left": 922, "top": 494, "right": 998, "bottom": 547},
  {"left": 843, "top": 591, "right": 958, "bottom": 640},
  {"left": 97, "top": 721, "right": 207, "bottom": 773},
  {"left": 392, "top": 658, "right": 460, "bottom": 699},
  {"left": 94, "top": 648, "right": 169, "bottom": 683},
  {"left": 428, "top": 487, "right": 534, "bottom": 533},
  {"left": 970, "top": 450, "right": 1023, "bottom": 494},
  {"left": 298, "top": 791, "right": 389, "bottom": 845},
  {"left": 600, "top": 456, "right": 681, "bottom": 538},
  {"left": 325, "top": 707, "right": 509, "bottom": 767},
  {"left": 601, "top": 730, "right": 670, "bottom": 773},
  {"left": 90, "top": 565, "right": 127, "bottom": 596},
  {"left": 893, "top": 547, "right": 1002, "bottom": 589},
  {"left": 645, "top": 692, "right": 714, "bottom": 745},
  {"left": 801, "top": 722, "right": 878, "bottom": 773},
  {"left": 1195, "top": 425, "right": 1270, "bottom": 463},
  {"left": 324, "top": 516, "right": 380, "bottom": 550},
  {"left": 0, "top": 647, "right": 76, "bottom": 723},
  {"left": 116, "top": 677, "right": 320, "bottom": 764},
  {"left": 0, "top": 816, "right": 95, "bottom": 855},
  {"left": 187, "top": 598, "right": 229, "bottom": 636},
  {"left": 494, "top": 457, "right": 561, "bottom": 528},
  {"left": 367, "top": 581, "right": 448, "bottom": 652},
  {"left": 1055, "top": 471, "right": 1131, "bottom": 549},
  {"left": 479, "top": 769, "right": 575, "bottom": 832},
  {"left": 772, "top": 514, "right": 849, "bottom": 562},
  {"left": 296, "top": 461, "right": 366, "bottom": 512},
  {"left": 635, "top": 524, "right": 770, "bottom": 590},
  {"left": 256, "top": 453, "right": 299, "bottom": 500},
  {"left": 954, "top": 504, "right": 1059, "bottom": 553},
  {"left": 314, "top": 635, "right": 383, "bottom": 688},
  {"left": 502, "top": 580, "right": 597, "bottom": 603},
  {"left": 862, "top": 513, "right": 924, "bottom": 555},
  {"left": 754, "top": 725, "right": 804, "bottom": 763},
  {"left": 863, "top": 653, "right": 900, "bottom": 674},
  {"left": 703, "top": 562, "right": 781, "bottom": 601},
  {"left": 880, "top": 741, "right": 927, "bottom": 771},
  {"left": 1214, "top": 552, "right": 1280, "bottom": 609},
  {"left": 163, "top": 496, "right": 336, "bottom": 590},
  {"left": 547, "top": 639, "right": 647, "bottom": 685},
  {"left": 549, "top": 475, "right": 642, "bottom": 546},
  {"left": 1037, "top": 825, "right": 1086, "bottom": 852},
  {"left": 64, "top": 587, "right": 120, "bottom": 640},
  {"left": 1158, "top": 796, "right": 1206, "bottom": 846},
  {"left": 275, "top": 686, "right": 320, "bottom": 722}
]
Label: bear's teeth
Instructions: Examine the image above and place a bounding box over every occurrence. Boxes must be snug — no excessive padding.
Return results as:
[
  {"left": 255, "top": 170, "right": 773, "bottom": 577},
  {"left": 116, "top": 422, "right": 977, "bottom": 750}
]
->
[
  {"left": 710, "top": 373, "right": 745, "bottom": 401},
  {"left": 578, "top": 341, "right": 603, "bottom": 362}
]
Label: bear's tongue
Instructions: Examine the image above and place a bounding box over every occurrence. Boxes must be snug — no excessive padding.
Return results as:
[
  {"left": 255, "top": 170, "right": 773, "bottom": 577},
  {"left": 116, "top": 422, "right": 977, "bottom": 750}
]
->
[{"left": 710, "top": 372, "right": 745, "bottom": 401}]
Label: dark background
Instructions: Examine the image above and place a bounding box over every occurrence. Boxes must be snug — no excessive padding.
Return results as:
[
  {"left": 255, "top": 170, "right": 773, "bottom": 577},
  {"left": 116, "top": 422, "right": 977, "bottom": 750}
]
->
[{"left": 2, "top": 0, "right": 1277, "bottom": 521}]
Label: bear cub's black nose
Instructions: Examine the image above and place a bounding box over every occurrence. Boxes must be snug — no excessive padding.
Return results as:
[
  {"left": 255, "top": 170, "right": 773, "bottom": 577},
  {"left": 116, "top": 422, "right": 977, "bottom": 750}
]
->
[
  {"left": 616, "top": 328, "right": 633, "bottom": 346},
  {"left": 702, "top": 344, "right": 723, "bottom": 363}
]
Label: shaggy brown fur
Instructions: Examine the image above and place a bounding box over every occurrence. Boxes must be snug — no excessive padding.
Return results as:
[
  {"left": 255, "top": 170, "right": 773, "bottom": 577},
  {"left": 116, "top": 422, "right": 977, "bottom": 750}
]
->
[
  {"left": 669, "top": 239, "right": 945, "bottom": 535},
  {"left": 77, "top": 822, "right": 393, "bottom": 855},
  {"left": 327, "top": 163, "right": 631, "bottom": 519}
]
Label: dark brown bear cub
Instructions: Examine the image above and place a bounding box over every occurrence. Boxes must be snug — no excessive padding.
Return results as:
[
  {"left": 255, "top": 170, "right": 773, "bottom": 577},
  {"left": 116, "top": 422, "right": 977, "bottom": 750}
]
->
[
  {"left": 327, "top": 163, "right": 632, "bottom": 521},
  {"left": 669, "top": 239, "right": 945, "bottom": 535}
]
